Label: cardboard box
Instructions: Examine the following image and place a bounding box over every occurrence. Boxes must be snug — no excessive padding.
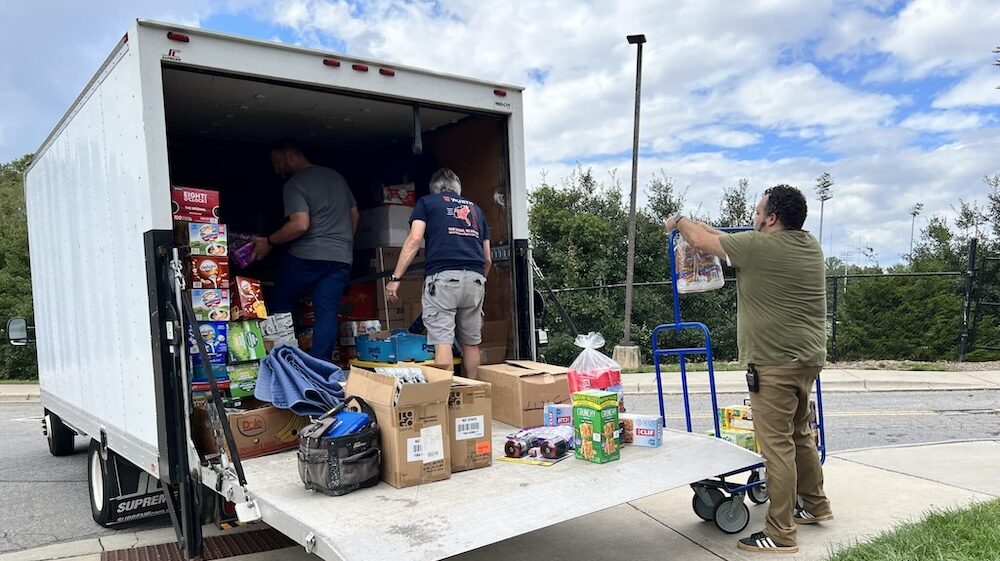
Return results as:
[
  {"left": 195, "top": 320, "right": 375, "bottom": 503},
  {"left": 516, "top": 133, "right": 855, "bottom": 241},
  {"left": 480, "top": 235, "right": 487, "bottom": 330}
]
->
[
  {"left": 227, "top": 362, "right": 259, "bottom": 398},
  {"left": 477, "top": 361, "right": 570, "bottom": 428},
  {"left": 259, "top": 312, "right": 296, "bottom": 351},
  {"left": 192, "top": 289, "right": 231, "bottom": 322},
  {"left": 233, "top": 277, "right": 268, "bottom": 320},
  {"left": 621, "top": 413, "right": 663, "bottom": 447},
  {"left": 171, "top": 186, "right": 220, "bottom": 224},
  {"left": 712, "top": 428, "right": 759, "bottom": 453},
  {"left": 339, "top": 320, "right": 383, "bottom": 346},
  {"left": 376, "top": 279, "right": 424, "bottom": 308},
  {"left": 229, "top": 320, "right": 266, "bottom": 363},
  {"left": 572, "top": 390, "right": 620, "bottom": 464},
  {"left": 719, "top": 405, "right": 754, "bottom": 431},
  {"left": 346, "top": 364, "right": 453, "bottom": 488},
  {"left": 382, "top": 182, "right": 416, "bottom": 206},
  {"left": 183, "top": 223, "right": 228, "bottom": 256},
  {"left": 543, "top": 403, "right": 574, "bottom": 427},
  {"left": 341, "top": 283, "right": 377, "bottom": 321},
  {"left": 478, "top": 345, "right": 508, "bottom": 366},
  {"left": 448, "top": 376, "right": 493, "bottom": 472},
  {"left": 355, "top": 206, "right": 416, "bottom": 250},
  {"left": 191, "top": 405, "right": 307, "bottom": 460},
  {"left": 189, "top": 256, "right": 230, "bottom": 289},
  {"left": 188, "top": 322, "right": 228, "bottom": 366},
  {"left": 358, "top": 247, "right": 425, "bottom": 282}
]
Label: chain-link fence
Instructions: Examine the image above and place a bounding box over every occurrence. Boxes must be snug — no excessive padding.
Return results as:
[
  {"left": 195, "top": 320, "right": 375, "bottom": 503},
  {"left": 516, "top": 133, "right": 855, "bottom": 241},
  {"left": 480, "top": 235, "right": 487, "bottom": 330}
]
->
[{"left": 538, "top": 272, "right": 980, "bottom": 366}]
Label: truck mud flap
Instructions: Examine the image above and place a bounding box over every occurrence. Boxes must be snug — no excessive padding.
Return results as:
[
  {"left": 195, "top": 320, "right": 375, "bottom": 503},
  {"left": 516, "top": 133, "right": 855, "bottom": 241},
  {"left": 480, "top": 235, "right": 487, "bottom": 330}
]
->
[{"left": 104, "top": 452, "right": 170, "bottom": 525}]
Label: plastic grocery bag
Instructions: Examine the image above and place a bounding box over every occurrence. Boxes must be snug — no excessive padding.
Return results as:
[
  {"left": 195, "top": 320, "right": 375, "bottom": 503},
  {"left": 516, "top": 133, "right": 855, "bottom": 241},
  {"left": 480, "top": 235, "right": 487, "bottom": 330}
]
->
[
  {"left": 568, "top": 333, "right": 624, "bottom": 411},
  {"left": 675, "top": 236, "right": 725, "bottom": 293}
]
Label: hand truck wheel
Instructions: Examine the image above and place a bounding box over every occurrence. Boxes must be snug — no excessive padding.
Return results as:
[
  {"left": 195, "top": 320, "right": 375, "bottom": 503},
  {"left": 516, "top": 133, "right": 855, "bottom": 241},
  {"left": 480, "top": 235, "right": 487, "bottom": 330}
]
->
[
  {"left": 714, "top": 496, "right": 750, "bottom": 534},
  {"left": 747, "top": 469, "right": 769, "bottom": 505},
  {"left": 691, "top": 486, "right": 725, "bottom": 521}
]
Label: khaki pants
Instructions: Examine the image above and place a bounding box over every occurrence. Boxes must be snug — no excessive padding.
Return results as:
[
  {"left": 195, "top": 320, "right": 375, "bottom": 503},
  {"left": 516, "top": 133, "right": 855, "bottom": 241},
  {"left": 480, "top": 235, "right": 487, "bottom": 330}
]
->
[{"left": 750, "top": 363, "right": 832, "bottom": 545}]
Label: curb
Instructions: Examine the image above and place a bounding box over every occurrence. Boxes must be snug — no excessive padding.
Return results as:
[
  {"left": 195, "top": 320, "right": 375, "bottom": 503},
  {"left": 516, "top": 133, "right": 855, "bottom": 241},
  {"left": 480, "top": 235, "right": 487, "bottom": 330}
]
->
[
  {"left": 0, "top": 393, "right": 40, "bottom": 403},
  {"left": 623, "top": 381, "right": 996, "bottom": 396}
]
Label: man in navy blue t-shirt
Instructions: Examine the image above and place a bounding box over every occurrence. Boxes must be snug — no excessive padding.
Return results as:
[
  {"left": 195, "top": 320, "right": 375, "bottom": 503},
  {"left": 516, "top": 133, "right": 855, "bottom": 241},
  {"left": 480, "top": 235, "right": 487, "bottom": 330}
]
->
[{"left": 387, "top": 168, "right": 492, "bottom": 378}]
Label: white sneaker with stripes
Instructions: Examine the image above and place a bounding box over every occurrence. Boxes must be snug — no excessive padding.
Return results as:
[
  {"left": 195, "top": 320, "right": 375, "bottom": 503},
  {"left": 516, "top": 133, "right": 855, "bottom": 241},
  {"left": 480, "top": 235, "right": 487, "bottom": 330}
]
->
[
  {"left": 793, "top": 504, "right": 834, "bottom": 525},
  {"left": 737, "top": 531, "right": 798, "bottom": 554}
]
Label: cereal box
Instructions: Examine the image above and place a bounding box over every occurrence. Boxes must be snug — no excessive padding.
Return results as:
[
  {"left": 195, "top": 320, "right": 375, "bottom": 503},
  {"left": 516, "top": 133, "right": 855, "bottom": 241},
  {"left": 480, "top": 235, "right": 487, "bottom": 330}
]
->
[
  {"left": 572, "top": 390, "right": 620, "bottom": 464},
  {"left": 189, "top": 256, "right": 230, "bottom": 289},
  {"left": 186, "top": 223, "right": 227, "bottom": 256},
  {"left": 192, "top": 289, "right": 230, "bottom": 322},
  {"left": 227, "top": 362, "right": 259, "bottom": 398},
  {"left": 719, "top": 405, "right": 753, "bottom": 431},
  {"left": 171, "top": 186, "right": 220, "bottom": 223},
  {"left": 620, "top": 413, "right": 663, "bottom": 447},
  {"left": 233, "top": 277, "right": 268, "bottom": 320},
  {"left": 228, "top": 320, "right": 266, "bottom": 363},
  {"left": 543, "top": 404, "right": 574, "bottom": 427},
  {"left": 187, "top": 322, "right": 228, "bottom": 366}
]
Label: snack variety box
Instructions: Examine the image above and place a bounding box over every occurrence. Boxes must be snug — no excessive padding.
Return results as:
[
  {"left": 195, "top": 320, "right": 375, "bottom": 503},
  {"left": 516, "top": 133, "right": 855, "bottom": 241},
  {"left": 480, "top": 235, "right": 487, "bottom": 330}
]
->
[
  {"left": 719, "top": 405, "right": 754, "bottom": 431},
  {"left": 229, "top": 320, "right": 266, "bottom": 363},
  {"left": 227, "top": 362, "right": 259, "bottom": 398},
  {"left": 233, "top": 277, "right": 268, "bottom": 320},
  {"left": 620, "top": 413, "right": 663, "bottom": 448},
  {"left": 192, "top": 289, "right": 230, "bottom": 322},
  {"left": 188, "top": 322, "right": 228, "bottom": 366},
  {"left": 171, "top": 186, "right": 220, "bottom": 224},
  {"left": 185, "top": 223, "right": 228, "bottom": 256},
  {"left": 572, "top": 390, "right": 620, "bottom": 464},
  {"left": 189, "top": 256, "right": 230, "bottom": 289},
  {"left": 543, "top": 404, "right": 574, "bottom": 427},
  {"left": 711, "top": 428, "right": 759, "bottom": 453}
]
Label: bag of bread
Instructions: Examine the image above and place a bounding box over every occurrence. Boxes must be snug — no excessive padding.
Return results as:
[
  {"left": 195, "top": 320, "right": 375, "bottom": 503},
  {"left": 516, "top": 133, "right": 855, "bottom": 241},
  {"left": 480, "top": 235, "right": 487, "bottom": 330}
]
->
[{"left": 675, "top": 236, "right": 725, "bottom": 293}]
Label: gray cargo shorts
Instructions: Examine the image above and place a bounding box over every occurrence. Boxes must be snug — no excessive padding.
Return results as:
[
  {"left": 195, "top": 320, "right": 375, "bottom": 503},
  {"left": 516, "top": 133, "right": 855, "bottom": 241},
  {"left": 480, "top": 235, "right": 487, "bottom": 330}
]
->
[{"left": 422, "top": 270, "right": 486, "bottom": 346}]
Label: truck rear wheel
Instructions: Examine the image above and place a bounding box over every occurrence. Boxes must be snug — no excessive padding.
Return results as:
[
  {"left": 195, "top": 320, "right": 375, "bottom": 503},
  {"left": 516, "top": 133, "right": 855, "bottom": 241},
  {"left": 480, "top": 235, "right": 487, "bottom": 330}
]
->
[
  {"left": 88, "top": 440, "right": 113, "bottom": 527},
  {"left": 44, "top": 409, "right": 76, "bottom": 456}
]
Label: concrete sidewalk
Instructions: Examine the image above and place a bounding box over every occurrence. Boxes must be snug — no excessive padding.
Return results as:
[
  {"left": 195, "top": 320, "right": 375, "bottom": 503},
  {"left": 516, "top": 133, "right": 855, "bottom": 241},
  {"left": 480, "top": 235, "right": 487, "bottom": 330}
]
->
[
  {"left": 4, "top": 369, "right": 1000, "bottom": 403},
  {"left": 2, "top": 440, "right": 997, "bottom": 561}
]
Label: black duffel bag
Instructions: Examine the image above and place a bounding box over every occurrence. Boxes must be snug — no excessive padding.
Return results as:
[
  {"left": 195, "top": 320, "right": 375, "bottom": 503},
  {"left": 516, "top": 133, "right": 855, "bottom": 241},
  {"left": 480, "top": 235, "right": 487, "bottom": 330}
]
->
[{"left": 297, "top": 396, "right": 381, "bottom": 496}]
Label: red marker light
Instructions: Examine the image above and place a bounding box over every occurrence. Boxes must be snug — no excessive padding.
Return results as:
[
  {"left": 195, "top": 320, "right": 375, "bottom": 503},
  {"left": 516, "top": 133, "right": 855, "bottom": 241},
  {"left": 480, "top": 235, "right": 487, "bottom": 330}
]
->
[
  {"left": 494, "top": 89, "right": 507, "bottom": 97},
  {"left": 379, "top": 68, "right": 395, "bottom": 76},
  {"left": 352, "top": 64, "right": 369, "bottom": 72},
  {"left": 323, "top": 59, "right": 341, "bottom": 67},
  {"left": 167, "top": 32, "right": 190, "bottom": 43}
]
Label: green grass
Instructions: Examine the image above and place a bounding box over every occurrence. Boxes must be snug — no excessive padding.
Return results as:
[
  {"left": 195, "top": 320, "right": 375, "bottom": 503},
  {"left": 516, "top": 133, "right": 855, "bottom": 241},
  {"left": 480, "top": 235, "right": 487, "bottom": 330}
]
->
[
  {"left": 828, "top": 499, "right": 1000, "bottom": 561},
  {"left": 0, "top": 378, "right": 39, "bottom": 384},
  {"left": 621, "top": 362, "right": 745, "bottom": 374}
]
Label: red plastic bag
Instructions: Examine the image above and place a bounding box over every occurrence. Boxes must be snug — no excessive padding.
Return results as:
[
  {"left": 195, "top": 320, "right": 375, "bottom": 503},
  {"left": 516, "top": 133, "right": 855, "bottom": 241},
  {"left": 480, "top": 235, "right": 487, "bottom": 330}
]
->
[{"left": 567, "top": 332, "right": 622, "bottom": 393}]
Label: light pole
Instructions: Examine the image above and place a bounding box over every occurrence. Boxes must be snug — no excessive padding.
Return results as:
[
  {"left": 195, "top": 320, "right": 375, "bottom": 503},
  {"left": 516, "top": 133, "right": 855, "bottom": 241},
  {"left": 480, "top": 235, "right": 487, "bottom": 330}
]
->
[
  {"left": 615, "top": 33, "right": 645, "bottom": 369},
  {"left": 909, "top": 202, "right": 924, "bottom": 263},
  {"left": 815, "top": 172, "right": 833, "bottom": 252}
]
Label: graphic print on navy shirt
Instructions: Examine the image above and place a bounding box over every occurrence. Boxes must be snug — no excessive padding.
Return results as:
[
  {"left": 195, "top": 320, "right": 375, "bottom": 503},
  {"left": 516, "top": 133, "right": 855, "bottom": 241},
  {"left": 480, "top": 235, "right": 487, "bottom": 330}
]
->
[{"left": 410, "top": 191, "right": 490, "bottom": 276}]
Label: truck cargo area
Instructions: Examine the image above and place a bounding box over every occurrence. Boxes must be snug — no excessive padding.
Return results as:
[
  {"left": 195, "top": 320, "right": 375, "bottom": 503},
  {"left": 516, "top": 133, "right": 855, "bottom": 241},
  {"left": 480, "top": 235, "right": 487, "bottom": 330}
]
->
[
  {"left": 206, "top": 427, "right": 760, "bottom": 561},
  {"left": 161, "top": 65, "right": 517, "bottom": 343}
]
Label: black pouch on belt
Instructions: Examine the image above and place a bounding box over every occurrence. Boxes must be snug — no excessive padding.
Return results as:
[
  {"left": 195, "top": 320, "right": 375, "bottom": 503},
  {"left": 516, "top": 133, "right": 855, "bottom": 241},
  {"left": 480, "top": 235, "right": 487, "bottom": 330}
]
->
[
  {"left": 746, "top": 364, "right": 760, "bottom": 393},
  {"left": 297, "top": 396, "right": 381, "bottom": 496}
]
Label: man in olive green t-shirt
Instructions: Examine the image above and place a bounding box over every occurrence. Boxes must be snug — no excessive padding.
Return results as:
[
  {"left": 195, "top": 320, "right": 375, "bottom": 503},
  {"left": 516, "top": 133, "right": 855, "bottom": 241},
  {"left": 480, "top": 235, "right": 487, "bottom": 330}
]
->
[{"left": 665, "top": 185, "right": 832, "bottom": 554}]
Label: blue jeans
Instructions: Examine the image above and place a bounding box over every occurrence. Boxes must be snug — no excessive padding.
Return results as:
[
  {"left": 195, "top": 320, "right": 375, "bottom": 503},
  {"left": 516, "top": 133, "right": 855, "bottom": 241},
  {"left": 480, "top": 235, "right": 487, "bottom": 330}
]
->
[{"left": 270, "top": 253, "right": 351, "bottom": 362}]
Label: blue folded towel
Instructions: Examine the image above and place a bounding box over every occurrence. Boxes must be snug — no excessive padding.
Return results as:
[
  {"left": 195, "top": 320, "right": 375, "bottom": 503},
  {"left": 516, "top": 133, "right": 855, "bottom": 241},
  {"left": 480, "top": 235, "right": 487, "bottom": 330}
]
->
[{"left": 255, "top": 344, "right": 347, "bottom": 417}]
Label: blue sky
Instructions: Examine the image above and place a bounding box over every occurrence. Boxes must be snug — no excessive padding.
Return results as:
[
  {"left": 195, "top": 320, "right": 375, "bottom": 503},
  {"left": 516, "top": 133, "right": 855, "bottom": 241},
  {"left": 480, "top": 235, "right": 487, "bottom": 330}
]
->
[{"left": 2, "top": 0, "right": 999, "bottom": 265}]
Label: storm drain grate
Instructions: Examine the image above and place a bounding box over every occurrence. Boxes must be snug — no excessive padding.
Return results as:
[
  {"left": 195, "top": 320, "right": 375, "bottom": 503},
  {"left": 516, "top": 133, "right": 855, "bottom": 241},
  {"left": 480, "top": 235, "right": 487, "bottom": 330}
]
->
[{"left": 102, "top": 528, "right": 297, "bottom": 561}]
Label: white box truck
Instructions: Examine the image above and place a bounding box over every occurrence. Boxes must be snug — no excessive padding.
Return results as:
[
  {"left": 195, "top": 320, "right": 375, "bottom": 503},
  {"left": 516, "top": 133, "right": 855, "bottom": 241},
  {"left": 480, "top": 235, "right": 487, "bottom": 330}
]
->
[{"left": 13, "top": 19, "right": 759, "bottom": 561}]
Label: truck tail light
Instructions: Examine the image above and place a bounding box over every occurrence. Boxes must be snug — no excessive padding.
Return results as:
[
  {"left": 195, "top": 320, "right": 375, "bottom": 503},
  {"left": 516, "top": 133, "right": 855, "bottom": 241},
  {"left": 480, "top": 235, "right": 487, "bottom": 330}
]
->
[{"left": 494, "top": 89, "right": 507, "bottom": 97}]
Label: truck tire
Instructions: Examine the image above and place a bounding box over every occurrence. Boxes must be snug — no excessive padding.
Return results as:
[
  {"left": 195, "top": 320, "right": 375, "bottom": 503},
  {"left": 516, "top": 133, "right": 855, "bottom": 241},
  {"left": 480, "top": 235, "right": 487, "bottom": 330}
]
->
[
  {"left": 88, "top": 440, "right": 113, "bottom": 527},
  {"left": 44, "top": 409, "right": 76, "bottom": 456}
]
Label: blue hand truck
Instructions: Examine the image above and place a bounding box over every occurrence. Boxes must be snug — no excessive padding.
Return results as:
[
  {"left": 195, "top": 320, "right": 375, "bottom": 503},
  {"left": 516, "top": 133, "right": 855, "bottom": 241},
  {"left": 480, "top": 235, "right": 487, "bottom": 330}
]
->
[{"left": 651, "top": 227, "right": 827, "bottom": 534}]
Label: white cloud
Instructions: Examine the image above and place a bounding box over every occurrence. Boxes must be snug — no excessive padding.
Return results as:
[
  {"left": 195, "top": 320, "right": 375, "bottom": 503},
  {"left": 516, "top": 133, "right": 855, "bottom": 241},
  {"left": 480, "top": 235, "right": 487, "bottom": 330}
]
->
[
  {"left": 933, "top": 68, "right": 1000, "bottom": 108},
  {"left": 900, "top": 110, "right": 989, "bottom": 132}
]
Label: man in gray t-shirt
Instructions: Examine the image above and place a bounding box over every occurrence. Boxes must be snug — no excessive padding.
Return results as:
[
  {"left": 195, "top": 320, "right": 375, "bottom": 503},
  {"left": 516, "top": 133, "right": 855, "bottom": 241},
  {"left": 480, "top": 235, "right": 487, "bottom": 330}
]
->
[{"left": 252, "top": 138, "right": 359, "bottom": 361}]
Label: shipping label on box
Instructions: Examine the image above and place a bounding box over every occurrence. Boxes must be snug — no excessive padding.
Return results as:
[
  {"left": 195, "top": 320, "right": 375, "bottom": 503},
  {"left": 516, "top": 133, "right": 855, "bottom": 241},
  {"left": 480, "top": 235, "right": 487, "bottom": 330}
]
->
[
  {"left": 448, "top": 376, "right": 493, "bottom": 473},
  {"left": 543, "top": 404, "right": 574, "bottom": 427},
  {"left": 188, "top": 322, "right": 228, "bottom": 366},
  {"left": 227, "top": 362, "right": 259, "bottom": 398},
  {"left": 719, "top": 405, "right": 753, "bottom": 431},
  {"left": 233, "top": 277, "right": 268, "bottom": 320},
  {"left": 477, "top": 361, "right": 570, "bottom": 428},
  {"left": 191, "top": 405, "right": 308, "bottom": 460},
  {"left": 572, "top": 390, "right": 620, "bottom": 464},
  {"left": 186, "top": 223, "right": 227, "bottom": 256},
  {"left": 171, "top": 186, "right": 220, "bottom": 223},
  {"left": 621, "top": 413, "right": 663, "bottom": 447},
  {"left": 346, "top": 364, "right": 453, "bottom": 488},
  {"left": 229, "top": 320, "right": 266, "bottom": 363},
  {"left": 192, "top": 289, "right": 230, "bottom": 322},
  {"left": 189, "top": 256, "right": 230, "bottom": 289}
]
